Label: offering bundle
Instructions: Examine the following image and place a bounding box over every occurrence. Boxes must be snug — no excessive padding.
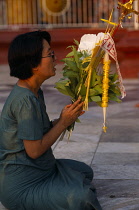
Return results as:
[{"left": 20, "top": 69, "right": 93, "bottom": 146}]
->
[{"left": 55, "top": 0, "right": 139, "bottom": 138}]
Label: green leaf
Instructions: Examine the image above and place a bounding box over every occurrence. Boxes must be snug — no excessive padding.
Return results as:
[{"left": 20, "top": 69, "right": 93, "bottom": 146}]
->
[
  {"left": 74, "top": 39, "right": 79, "bottom": 46},
  {"left": 96, "top": 101, "right": 102, "bottom": 107},
  {"left": 72, "top": 46, "right": 80, "bottom": 68},
  {"left": 90, "top": 69, "right": 97, "bottom": 87},
  {"left": 75, "top": 118, "right": 81, "bottom": 123},
  {"left": 90, "top": 96, "right": 102, "bottom": 102},
  {"left": 75, "top": 77, "right": 84, "bottom": 95},
  {"left": 96, "top": 75, "right": 103, "bottom": 83},
  {"left": 55, "top": 81, "right": 75, "bottom": 98},
  {"left": 66, "top": 45, "right": 74, "bottom": 49},
  {"left": 66, "top": 51, "right": 74, "bottom": 57},
  {"left": 89, "top": 88, "right": 98, "bottom": 96},
  {"left": 77, "top": 51, "right": 84, "bottom": 59},
  {"left": 63, "top": 70, "right": 79, "bottom": 79},
  {"left": 79, "top": 84, "right": 86, "bottom": 96},
  {"left": 109, "top": 73, "right": 119, "bottom": 82},
  {"left": 62, "top": 65, "right": 69, "bottom": 71},
  {"left": 94, "top": 85, "right": 102, "bottom": 94},
  {"left": 108, "top": 93, "right": 121, "bottom": 103},
  {"left": 109, "top": 84, "right": 121, "bottom": 96},
  {"left": 82, "top": 62, "right": 90, "bottom": 69},
  {"left": 61, "top": 57, "right": 74, "bottom": 63},
  {"left": 110, "top": 97, "right": 121, "bottom": 103},
  {"left": 69, "top": 78, "right": 78, "bottom": 94},
  {"left": 64, "top": 59, "right": 79, "bottom": 72}
]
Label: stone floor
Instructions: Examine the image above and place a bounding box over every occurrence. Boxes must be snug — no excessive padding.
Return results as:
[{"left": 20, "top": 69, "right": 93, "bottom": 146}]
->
[{"left": 0, "top": 64, "right": 139, "bottom": 210}]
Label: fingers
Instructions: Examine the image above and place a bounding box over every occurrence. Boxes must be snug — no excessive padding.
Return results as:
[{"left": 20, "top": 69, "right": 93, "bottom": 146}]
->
[
  {"left": 75, "top": 108, "right": 85, "bottom": 119},
  {"left": 65, "top": 104, "right": 72, "bottom": 108},
  {"left": 68, "top": 99, "right": 84, "bottom": 116},
  {"left": 79, "top": 111, "right": 85, "bottom": 116},
  {"left": 65, "top": 99, "right": 83, "bottom": 111},
  {"left": 69, "top": 99, "right": 82, "bottom": 110},
  {"left": 74, "top": 101, "right": 84, "bottom": 114},
  {"left": 60, "top": 99, "right": 85, "bottom": 128},
  {"left": 63, "top": 99, "right": 84, "bottom": 117}
]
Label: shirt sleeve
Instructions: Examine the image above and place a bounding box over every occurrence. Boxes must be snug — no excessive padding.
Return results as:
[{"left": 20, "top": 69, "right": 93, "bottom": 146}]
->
[{"left": 14, "top": 95, "right": 44, "bottom": 140}]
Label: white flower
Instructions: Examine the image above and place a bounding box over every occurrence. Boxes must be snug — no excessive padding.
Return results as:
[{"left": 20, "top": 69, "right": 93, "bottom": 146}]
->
[
  {"left": 96, "top": 32, "right": 105, "bottom": 44},
  {"left": 78, "top": 33, "right": 105, "bottom": 55}
]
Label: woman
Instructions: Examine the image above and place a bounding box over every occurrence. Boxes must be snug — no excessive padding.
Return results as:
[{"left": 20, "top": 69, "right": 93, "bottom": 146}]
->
[{"left": 0, "top": 31, "right": 102, "bottom": 210}]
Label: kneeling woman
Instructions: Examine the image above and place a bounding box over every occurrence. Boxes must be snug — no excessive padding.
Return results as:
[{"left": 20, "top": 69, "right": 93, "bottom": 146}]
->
[{"left": 0, "top": 31, "right": 102, "bottom": 210}]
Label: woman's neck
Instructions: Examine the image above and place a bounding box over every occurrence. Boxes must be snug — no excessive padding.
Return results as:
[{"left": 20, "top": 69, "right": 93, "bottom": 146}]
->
[{"left": 17, "top": 78, "right": 41, "bottom": 97}]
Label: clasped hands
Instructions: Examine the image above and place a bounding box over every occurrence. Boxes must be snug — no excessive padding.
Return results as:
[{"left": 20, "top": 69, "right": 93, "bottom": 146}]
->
[{"left": 59, "top": 99, "right": 85, "bottom": 129}]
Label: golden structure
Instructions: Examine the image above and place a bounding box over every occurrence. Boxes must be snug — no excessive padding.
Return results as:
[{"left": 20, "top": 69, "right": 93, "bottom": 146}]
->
[
  {"left": 6, "top": 0, "right": 69, "bottom": 25},
  {"left": 102, "top": 53, "right": 111, "bottom": 132}
]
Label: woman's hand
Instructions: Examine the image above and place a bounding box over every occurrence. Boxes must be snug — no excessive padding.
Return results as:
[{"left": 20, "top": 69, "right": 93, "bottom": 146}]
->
[{"left": 59, "top": 99, "right": 85, "bottom": 129}]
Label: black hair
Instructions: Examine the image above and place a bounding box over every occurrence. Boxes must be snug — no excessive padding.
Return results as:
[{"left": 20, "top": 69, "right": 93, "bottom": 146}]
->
[{"left": 8, "top": 30, "right": 51, "bottom": 80}]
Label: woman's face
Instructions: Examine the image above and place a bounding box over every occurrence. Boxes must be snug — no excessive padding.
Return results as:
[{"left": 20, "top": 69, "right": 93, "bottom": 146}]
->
[{"left": 36, "top": 39, "right": 56, "bottom": 80}]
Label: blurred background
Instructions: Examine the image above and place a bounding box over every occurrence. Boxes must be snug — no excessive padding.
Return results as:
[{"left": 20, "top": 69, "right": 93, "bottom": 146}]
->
[{"left": 0, "top": 0, "right": 139, "bottom": 78}]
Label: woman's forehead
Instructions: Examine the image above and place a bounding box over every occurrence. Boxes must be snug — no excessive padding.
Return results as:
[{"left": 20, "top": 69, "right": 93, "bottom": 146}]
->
[{"left": 43, "top": 39, "right": 50, "bottom": 52}]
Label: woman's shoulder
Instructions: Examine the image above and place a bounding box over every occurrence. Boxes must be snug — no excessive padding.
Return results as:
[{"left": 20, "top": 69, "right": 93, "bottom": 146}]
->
[
  {"left": 13, "top": 84, "right": 43, "bottom": 100},
  {"left": 2, "top": 85, "right": 39, "bottom": 113},
  {"left": 10, "top": 84, "right": 37, "bottom": 102}
]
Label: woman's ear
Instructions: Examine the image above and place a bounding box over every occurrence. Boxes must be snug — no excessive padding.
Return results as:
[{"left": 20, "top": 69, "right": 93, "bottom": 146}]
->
[
  {"left": 32, "top": 67, "right": 38, "bottom": 71},
  {"left": 32, "top": 67, "right": 38, "bottom": 74}
]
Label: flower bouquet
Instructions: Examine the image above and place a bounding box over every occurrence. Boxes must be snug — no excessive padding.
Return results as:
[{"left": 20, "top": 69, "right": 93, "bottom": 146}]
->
[{"left": 55, "top": 0, "right": 139, "bottom": 139}]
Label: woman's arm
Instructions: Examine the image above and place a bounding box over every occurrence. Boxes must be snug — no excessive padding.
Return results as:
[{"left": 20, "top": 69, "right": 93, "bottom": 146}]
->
[
  {"left": 23, "top": 99, "right": 84, "bottom": 159},
  {"left": 51, "top": 118, "right": 59, "bottom": 126}
]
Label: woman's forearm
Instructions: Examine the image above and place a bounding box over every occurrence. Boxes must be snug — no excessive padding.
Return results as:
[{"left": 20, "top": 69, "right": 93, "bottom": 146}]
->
[{"left": 23, "top": 99, "right": 84, "bottom": 159}]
